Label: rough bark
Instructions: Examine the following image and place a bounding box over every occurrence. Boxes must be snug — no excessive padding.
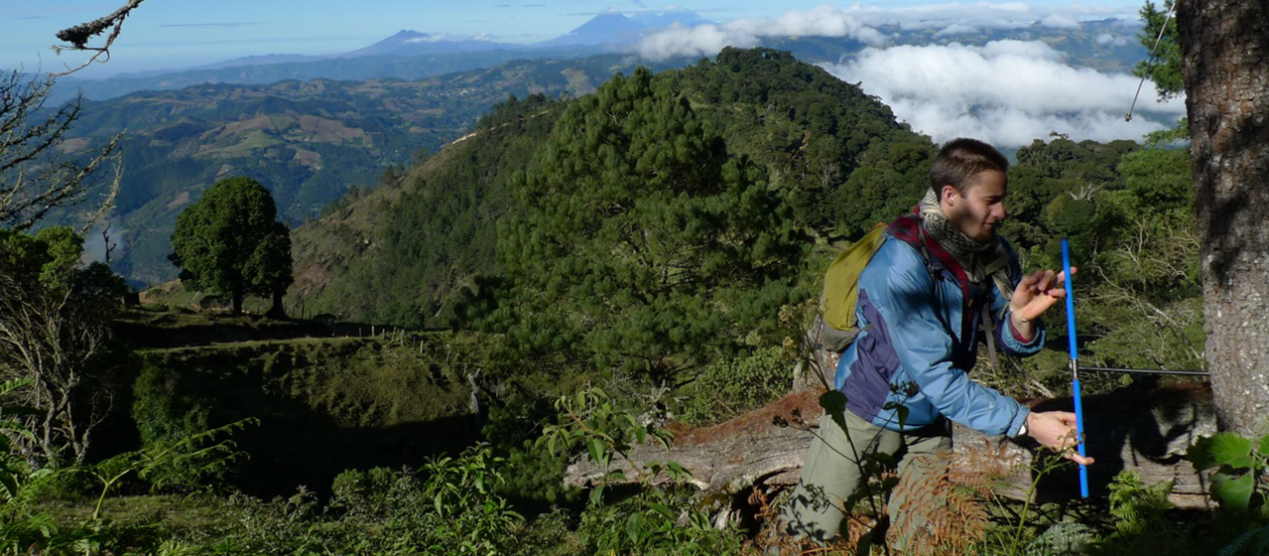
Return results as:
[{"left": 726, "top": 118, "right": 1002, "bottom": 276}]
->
[
  {"left": 1177, "top": 0, "right": 1269, "bottom": 437},
  {"left": 566, "top": 385, "right": 1218, "bottom": 509}
]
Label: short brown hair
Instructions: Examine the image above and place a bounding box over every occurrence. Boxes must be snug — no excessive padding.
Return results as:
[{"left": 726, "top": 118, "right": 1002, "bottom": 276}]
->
[{"left": 929, "top": 138, "right": 1009, "bottom": 195}]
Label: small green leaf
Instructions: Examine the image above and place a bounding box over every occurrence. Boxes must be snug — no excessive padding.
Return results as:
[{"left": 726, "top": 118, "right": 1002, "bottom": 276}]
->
[
  {"left": 894, "top": 405, "right": 910, "bottom": 429},
  {"left": 587, "top": 439, "right": 605, "bottom": 465},
  {"left": 626, "top": 512, "right": 642, "bottom": 543},
  {"left": 650, "top": 502, "right": 675, "bottom": 519},
  {"left": 1257, "top": 435, "right": 1269, "bottom": 458},
  {"left": 820, "top": 390, "right": 849, "bottom": 430},
  {"left": 1211, "top": 472, "right": 1255, "bottom": 513},
  {"left": 666, "top": 461, "right": 690, "bottom": 479},
  {"left": 819, "top": 390, "right": 848, "bottom": 414},
  {"left": 589, "top": 485, "right": 605, "bottom": 507},
  {"left": 868, "top": 452, "right": 897, "bottom": 467},
  {"left": 1189, "top": 433, "right": 1255, "bottom": 470},
  {"left": 880, "top": 475, "right": 901, "bottom": 492}
]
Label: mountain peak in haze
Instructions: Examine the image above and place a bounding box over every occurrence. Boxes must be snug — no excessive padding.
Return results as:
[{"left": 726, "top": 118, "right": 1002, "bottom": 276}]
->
[
  {"left": 344, "top": 29, "right": 516, "bottom": 57},
  {"left": 630, "top": 11, "right": 713, "bottom": 30},
  {"left": 538, "top": 13, "right": 647, "bottom": 47}
]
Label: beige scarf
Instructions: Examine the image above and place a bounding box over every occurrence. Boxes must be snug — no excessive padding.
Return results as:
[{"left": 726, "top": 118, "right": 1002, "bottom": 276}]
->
[{"left": 917, "top": 188, "right": 1013, "bottom": 298}]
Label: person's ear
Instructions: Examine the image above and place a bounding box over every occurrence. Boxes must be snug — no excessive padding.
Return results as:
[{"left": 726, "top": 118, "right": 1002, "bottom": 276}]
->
[{"left": 941, "top": 185, "right": 958, "bottom": 206}]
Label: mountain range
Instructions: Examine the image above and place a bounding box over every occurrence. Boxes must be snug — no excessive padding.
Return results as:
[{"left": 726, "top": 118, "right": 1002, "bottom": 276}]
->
[
  {"left": 52, "top": 14, "right": 1146, "bottom": 104},
  {"left": 39, "top": 12, "right": 1152, "bottom": 291}
]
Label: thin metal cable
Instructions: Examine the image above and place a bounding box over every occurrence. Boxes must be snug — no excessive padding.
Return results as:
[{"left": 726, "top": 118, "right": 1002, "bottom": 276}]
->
[{"left": 1126, "top": 0, "right": 1179, "bottom": 122}]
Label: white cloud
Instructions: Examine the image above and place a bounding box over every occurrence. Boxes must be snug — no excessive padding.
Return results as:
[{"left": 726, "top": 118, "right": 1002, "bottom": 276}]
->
[
  {"left": 635, "top": 2, "right": 1142, "bottom": 62},
  {"left": 1039, "top": 14, "right": 1081, "bottom": 29},
  {"left": 637, "top": 5, "right": 885, "bottom": 61},
  {"left": 1096, "top": 32, "right": 1129, "bottom": 46},
  {"left": 404, "top": 34, "right": 492, "bottom": 44},
  {"left": 935, "top": 24, "right": 979, "bottom": 37},
  {"left": 820, "top": 40, "right": 1185, "bottom": 148},
  {"left": 843, "top": 1, "right": 1130, "bottom": 32}
]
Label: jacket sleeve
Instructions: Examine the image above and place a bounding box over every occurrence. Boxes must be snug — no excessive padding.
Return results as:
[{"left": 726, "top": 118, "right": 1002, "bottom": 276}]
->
[
  {"left": 859, "top": 240, "right": 1029, "bottom": 437},
  {"left": 991, "top": 240, "right": 1045, "bottom": 356}
]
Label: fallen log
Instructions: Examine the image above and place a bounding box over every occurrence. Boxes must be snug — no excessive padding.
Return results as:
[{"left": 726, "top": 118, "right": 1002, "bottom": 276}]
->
[{"left": 565, "top": 382, "right": 1217, "bottom": 509}]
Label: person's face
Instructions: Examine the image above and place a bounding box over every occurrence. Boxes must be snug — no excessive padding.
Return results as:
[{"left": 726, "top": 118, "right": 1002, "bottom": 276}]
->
[{"left": 942, "top": 169, "right": 1007, "bottom": 242}]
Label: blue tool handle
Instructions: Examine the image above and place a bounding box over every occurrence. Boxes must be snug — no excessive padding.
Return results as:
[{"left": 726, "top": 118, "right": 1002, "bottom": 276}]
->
[
  {"left": 1072, "top": 378, "right": 1089, "bottom": 497},
  {"left": 1062, "top": 240, "right": 1089, "bottom": 498},
  {"left": 1062, "top": 241, "right": 1077, "bottom": 362}
]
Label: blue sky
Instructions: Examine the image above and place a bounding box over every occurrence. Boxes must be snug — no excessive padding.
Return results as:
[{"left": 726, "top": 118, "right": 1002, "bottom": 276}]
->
[
  {"left": 2, "top": 1, "right": 1146, "bottom": 76},
  {"left": 2, "top": 1, "right": 1179, "bottom": 148}
]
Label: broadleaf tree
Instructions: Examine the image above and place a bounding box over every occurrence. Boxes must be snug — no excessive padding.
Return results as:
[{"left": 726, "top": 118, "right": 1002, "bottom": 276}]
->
[
  {"left": 488, "top": 67, "right": 805, "bottom": 379},
  {"left": 170, "top": 177, "right": 293, "bottom": 316}
]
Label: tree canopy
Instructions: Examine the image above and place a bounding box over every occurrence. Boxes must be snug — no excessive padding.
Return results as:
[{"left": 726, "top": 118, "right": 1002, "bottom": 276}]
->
[
  {"left": 484, "top": 67, "right": 804, "bottom": 378},
  {"left": 170, "top": 177, "right": 293, "bottom": 316}
]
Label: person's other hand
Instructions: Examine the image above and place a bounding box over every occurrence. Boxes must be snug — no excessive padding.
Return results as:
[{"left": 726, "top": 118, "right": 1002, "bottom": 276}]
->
[{"left": 1026, "top": 411, "right": 1094, "bottom": 466}]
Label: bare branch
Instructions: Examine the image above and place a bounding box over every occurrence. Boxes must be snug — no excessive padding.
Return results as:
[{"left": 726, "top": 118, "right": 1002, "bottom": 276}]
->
[
  {"left": 0, "top": 71, "right": 122, "bottom": 232},
  {"left": 51, "top": 0, "right": 150, "bottom": 77}
]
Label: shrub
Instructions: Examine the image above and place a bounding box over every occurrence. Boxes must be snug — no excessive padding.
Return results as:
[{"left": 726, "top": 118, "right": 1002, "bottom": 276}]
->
[{"left": 676, "top": 345, "right": 789, "bottom": 425}]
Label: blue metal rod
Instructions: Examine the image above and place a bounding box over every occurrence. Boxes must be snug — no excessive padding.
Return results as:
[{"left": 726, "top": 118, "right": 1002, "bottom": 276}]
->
[{"left": 1062, "top": 239, "right": 1089, "bottom": 498}]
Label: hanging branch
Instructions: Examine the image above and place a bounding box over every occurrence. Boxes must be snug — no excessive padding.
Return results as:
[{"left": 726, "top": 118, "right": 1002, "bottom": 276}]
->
[{"left": 51, "top": 0, "right": 150, "bottom": 76}]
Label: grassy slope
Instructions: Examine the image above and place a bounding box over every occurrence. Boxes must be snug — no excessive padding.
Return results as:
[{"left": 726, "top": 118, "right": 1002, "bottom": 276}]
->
[{"left": 121, "top": 312, "right": 483, "bottom": 495}]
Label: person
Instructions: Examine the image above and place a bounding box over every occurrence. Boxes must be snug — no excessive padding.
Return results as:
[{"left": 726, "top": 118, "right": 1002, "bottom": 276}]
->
[{"left": 778, "top": 137, "right": 1094, "bottom": 546}]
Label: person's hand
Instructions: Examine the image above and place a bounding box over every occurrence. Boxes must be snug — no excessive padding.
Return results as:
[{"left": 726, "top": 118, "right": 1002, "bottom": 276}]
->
[
  {"left": 1010, "top": 268, "right": 1075, "bottom": 323},
  {"left": 1026, "top": 411, "right": 1094, "bottom": 465}
]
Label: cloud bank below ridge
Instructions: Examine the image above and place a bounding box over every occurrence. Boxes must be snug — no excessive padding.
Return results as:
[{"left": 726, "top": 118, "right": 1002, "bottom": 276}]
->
[
  {"left": 634, "top": 4, "right": 1179, "bottom": 148},
  {"left": 820, "top": 41, "right": 1185, "bottom": 148}
]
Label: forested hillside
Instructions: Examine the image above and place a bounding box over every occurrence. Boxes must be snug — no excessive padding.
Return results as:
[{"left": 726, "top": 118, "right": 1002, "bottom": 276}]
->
[
  {"left": 60, "top": 55, "right": 672, "bottom": 285},
  {"left": 290, "top": 48, "right": 935, "bottom": 328}
]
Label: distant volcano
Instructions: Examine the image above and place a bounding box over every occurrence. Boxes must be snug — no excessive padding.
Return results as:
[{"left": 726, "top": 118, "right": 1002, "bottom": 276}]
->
[
  {"left": 536, "top": 11, "right": 712, "bottom": 47},
  {"left": 342, "top": 30, "right": 522, "bottom": 57}
]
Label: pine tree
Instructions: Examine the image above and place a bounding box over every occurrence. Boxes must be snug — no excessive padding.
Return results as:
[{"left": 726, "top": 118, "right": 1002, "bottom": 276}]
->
[{"left": 491, "top": 67, "right": 803, "bottom": 378}]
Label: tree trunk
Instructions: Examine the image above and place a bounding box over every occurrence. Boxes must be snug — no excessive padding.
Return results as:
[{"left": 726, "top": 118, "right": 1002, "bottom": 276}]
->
[
  {"left": 267, "top": 289, "right": 287, "bottom": 319},
  {"left": 566, "top": 385, "right": 1218, "bottom": 509},
  {"left": 1178, "top": 0, "right": 1269, "bottom": 437},
  {"left": 232, "top": 287, "right": 244, "bottom": 315}
]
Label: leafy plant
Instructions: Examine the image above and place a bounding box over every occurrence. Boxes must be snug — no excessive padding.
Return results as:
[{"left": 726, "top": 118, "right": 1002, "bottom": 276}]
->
[
  {"left": 417, "top": 446, "right": 524, "bottom": 555},
  {"left": 676, "top": 345, "right": 789, "bottom": 425},
  {"left": 538, "top": 387, "right": 676, "bottom": 506},
  {"left": 1188, "top": 432, "right": 1269, "bottom": 514},
  {"left": 0, "top": 378, "right": 39, "bottom": 504},
  {"left": 538, "top": 387, "right": 743, "bottom": 554}
]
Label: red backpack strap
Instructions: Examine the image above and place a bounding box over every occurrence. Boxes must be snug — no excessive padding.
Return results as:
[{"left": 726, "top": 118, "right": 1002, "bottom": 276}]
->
[{"left": 886, "top": 214, "right": 968, "bottom": 289}]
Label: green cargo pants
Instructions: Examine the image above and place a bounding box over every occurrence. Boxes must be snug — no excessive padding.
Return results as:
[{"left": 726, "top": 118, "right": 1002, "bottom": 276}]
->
[{"left": 779, "top": 408, "right": 952, "bottom": 545}]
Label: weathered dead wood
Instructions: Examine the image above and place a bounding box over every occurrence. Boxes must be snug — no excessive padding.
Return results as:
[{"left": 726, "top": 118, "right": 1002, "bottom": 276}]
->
[{"left": 565, "top": 382, "right": 1217, "bottom": 509}]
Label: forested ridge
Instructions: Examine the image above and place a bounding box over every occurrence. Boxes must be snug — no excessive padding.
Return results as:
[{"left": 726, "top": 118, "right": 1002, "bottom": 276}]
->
[{"left": 291, "top": 48, "right": 937, "bottom": 329}]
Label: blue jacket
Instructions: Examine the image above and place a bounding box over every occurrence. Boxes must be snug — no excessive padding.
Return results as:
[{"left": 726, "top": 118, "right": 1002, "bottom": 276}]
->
[{"left": 834, "top": 216, "right": 1044, "bottom": 436}]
